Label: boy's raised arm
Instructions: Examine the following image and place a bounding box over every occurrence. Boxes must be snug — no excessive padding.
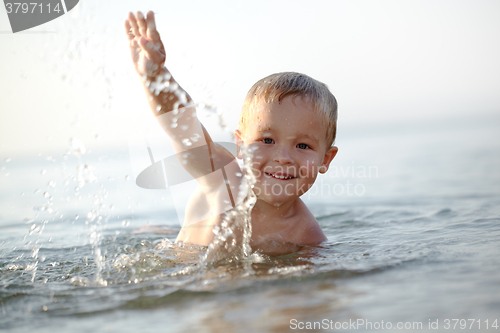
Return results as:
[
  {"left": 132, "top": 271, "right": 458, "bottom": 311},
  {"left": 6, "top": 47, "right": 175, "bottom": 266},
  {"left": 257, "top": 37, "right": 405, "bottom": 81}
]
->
[
  {"left": 125, "top": 11, "right": 237, "bottom": 185},
  {"left": 125, "top": 11, "right": 202, "bottom": 148}
]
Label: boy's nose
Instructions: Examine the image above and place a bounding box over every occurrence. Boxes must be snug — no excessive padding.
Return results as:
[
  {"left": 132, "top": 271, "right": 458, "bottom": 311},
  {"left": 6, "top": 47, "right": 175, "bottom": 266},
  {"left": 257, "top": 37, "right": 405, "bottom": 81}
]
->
[{"left": 273, "top": 147, "right": 294, "bottom": 165}]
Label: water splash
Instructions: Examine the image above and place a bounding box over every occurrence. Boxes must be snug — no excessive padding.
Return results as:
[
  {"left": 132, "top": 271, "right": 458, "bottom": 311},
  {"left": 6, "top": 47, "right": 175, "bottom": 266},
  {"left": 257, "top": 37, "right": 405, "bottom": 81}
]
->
[
  {"left": 25, "top": 161, "right": 57, "bottom": 282},
  {"left": 200, "top": 143, "right": 257, "bottom": 265},
  {"left": 23, "top": 218, "right": 49, "bottom": 283},
  {"left": 65, "top": 137, "right": 108, "bottom": 286},
  {"left": 86, "top": 187, "right": 108, "bottom": 286}
]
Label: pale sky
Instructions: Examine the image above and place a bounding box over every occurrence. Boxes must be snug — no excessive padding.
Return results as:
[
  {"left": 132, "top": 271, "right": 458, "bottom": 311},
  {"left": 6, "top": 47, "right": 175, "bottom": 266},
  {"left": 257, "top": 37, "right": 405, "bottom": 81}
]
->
[{"left": 1, "top": 0, "right": 499, "bottom": 157}]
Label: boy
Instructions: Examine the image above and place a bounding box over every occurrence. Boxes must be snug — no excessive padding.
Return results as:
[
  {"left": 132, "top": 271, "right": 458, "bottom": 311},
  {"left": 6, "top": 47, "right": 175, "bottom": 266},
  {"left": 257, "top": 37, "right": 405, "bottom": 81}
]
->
[{"left": 125, "top": 11, "right": 338, "bottom": 255}]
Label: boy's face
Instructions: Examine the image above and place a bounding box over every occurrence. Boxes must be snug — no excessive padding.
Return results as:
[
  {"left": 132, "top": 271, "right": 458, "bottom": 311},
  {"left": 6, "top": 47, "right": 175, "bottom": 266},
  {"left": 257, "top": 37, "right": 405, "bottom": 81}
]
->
[{"left": 235, "top": 95, "right": 338, "bottom": 206}]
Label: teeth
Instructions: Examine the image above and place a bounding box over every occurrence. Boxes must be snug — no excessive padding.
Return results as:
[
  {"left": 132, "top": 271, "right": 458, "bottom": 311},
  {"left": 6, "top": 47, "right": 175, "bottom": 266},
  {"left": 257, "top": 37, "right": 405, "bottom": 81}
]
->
[{"left": 268, "top": 173, "right": 292, "bottom": 179}]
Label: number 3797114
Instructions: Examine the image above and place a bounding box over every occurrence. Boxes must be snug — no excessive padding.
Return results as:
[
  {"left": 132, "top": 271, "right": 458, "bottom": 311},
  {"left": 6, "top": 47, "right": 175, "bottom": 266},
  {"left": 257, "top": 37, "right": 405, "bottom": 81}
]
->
[
  {"left": 5, "top": 2, "right": 63, "bottom": 14},
  {"left": 443, "top": 319, "right": 498, "bottom": 330}
]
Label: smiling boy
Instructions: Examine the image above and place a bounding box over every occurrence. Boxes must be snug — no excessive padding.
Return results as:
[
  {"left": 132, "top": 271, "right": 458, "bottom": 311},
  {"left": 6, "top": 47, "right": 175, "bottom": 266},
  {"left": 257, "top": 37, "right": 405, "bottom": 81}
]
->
[{"left": 125, "top": 11, "right": 338, "bottom": 255}]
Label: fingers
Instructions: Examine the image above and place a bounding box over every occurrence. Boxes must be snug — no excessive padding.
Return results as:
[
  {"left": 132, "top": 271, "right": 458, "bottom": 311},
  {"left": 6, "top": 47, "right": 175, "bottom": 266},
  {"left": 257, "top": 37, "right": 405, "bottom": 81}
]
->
[
  {"left": 127, "top": 12, "right": 140, "bottom": 37},
  {"left": 146, "top": 11, "right": 161, "bottom": 42},
  {"left": 136, "top": 11, "right": 147, "bottom": 36},
  {"left": 124, "top": 20, "right": 134, "bottom": 40},
  {"left": 126, "top": 11, "right": 161, "bottom": 40},
  {"left": 125, "top": 10, "right": 165, "bottom": 68}
]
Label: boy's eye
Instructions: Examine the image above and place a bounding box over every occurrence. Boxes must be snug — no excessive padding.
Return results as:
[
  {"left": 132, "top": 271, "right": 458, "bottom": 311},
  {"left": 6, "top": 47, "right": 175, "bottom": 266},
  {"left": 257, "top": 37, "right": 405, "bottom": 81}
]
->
[
  {"left": 297, "top": 143, "right": 309, "bottom": 149},
  {"left": 263, "top": 138, "right": 274, "bottom": 144}
]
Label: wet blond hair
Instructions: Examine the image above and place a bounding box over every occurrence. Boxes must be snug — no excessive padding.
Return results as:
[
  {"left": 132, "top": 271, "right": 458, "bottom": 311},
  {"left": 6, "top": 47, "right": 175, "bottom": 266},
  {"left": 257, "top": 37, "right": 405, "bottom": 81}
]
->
[{"left": 239, "top": 72, "right": 338, "bottom": 147}]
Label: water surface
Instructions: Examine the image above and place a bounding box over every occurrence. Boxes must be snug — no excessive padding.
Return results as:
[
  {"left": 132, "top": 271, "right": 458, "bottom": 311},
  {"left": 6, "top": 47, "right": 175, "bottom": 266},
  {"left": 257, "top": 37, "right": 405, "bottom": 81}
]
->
[{"left": 1, "top": 116, "right": 499, "bottom": 332}]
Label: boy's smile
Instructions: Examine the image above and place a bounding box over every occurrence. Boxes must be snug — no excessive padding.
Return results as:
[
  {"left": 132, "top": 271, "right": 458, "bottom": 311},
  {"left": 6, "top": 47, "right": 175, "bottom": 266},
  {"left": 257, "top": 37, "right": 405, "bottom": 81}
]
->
[{"left": 236, "top": 95, "right": 338, "bottom": 206}]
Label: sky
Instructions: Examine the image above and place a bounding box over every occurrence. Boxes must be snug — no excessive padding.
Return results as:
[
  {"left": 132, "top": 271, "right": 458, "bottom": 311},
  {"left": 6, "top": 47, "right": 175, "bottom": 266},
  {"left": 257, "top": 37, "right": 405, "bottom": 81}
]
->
[{"left": 0, "top": 0, "right": 499, "bottom": 158}]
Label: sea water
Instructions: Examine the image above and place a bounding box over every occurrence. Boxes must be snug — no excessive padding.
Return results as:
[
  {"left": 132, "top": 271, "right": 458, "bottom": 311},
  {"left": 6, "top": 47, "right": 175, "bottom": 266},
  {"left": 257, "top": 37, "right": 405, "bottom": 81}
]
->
[{"left": 1, "top": 114, "right": 499, "bottom": 332}]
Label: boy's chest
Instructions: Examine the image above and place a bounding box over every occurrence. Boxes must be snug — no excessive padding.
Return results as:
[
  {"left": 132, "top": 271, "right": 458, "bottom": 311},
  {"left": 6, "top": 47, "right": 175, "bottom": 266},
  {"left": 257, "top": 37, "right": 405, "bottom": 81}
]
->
[
  {"left": 250, "top": 204, "right": 323, "bottom": 247},
  {"left": 251, "top": 215, "right": 300, "bottom": 242}
]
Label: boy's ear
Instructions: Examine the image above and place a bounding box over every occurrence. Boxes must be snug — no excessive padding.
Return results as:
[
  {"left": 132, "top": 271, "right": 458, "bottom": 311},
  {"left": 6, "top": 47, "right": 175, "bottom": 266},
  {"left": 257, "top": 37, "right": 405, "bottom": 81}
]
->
[
  {"left": 234, "top": 129, "right": 244, "bottom": 159},
  {"left": 319, "top": 146, "right": 338, "bottom": 174}
]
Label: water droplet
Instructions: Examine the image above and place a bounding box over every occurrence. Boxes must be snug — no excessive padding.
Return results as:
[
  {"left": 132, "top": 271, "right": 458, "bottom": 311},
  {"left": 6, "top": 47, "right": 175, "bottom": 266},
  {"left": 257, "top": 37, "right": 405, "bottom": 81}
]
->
[
  {"left": 5, "top": 157, "right": 11, "bottom": 163},
  {"left": 170, "top": 122, "right": 178, "bottom": 128},
  {"left": 180, "top": 125, "right": 188, "bottom": 131},
  {"left": 182, "top": 138, "right": 192, "bottom": 147},
  {"left": 69, "top": 137, "right": 86, "bottom": 156},
  {"left": 125, "top": 175, "right": 130, "bottom": 181},
  {"left": 191, "top": 133, "right": 200, "bottom": 142},
  {"left": 75, "top": 215, "right": 79, "bottom": 220},
  {"left": 122, "top": 220, "right": 130, "bottom": 227},
  {"left": 41, "top": 169, "right": 47, "bottom": 175},
  {"left": 43, "top": 192, "right": 50, "bottom": 198},
  {"left": 48, "top": 181, "right": 56, "bottom": 188}
]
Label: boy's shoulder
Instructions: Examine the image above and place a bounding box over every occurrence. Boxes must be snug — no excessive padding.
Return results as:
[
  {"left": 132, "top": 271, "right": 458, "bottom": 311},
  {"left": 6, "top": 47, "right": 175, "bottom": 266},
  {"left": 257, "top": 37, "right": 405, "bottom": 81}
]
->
[
  {"left": 250, "top": 200, "right": 326, "bottom": 255},
  {"left": 253, "top": 199, "right": 326, "bottom": 246},
  {"left": 287, "top": 199, "right": 327, "bottom": 245}
]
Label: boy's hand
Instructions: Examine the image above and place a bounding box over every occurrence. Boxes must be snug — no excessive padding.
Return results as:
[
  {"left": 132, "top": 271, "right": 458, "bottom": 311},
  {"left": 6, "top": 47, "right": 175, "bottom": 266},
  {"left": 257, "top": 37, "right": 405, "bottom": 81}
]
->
[{"left": 125, "top": 11, "right": 166, "bottom": 78}]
